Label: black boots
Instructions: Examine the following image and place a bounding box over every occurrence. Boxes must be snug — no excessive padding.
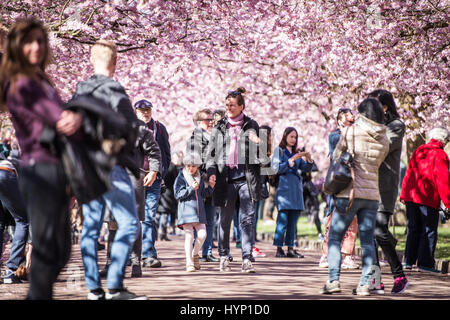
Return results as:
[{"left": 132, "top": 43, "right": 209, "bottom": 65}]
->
[
  {"left": 276, "top": 247, "right": 305, "bottom": 258},
  {"left": 276, "top": 247, "right": 286, "bottom": 257},
  {"left": 287, "top": 247, "right": 304, "bottom": 258}
]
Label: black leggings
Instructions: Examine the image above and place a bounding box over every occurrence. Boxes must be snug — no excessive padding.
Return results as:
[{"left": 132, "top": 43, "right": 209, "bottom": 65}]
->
[
  {"left": 374, "top": 211, "right": 405, "bottom": 279},
  {"left": 19, "top": 162, "right": 71, "bottom": 300}
]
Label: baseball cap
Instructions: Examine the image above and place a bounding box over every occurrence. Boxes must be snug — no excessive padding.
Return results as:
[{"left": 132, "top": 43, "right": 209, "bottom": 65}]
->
[{"left": 134, "top": 99, "right": 153, "bottom": 109}]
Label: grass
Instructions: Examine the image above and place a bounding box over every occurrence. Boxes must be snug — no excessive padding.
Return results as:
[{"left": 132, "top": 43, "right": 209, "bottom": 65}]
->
[{"left": 257, "top": 215, "right": 450, "bottom": 261}]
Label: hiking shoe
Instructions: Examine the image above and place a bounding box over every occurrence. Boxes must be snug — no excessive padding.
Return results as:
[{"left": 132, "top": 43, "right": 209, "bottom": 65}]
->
[
  {"left": 143, "top": 257, "right": 162, "bottom": 268},
  {"left": 219, "top": 256, "right": 231, "bottom": 272},
  {"left": 369, "top": 279, "right": 385, "bottom": 295},
  {"left": 319, "top": 280, "right": 341, "bottom": 294},
  {"left": 342, "top": 255, "right": 360, "bottom": 269},
  {"left": 241, "top": 259, "right": 255, "bottom": 273},
  {"left": 318, "top": 254, "right": 328, "bottom": 268},
  {"left": 391, "top": 276, "right": 409, "bottom": 294},
  {"left": 252, "top": 247, "right": 266, "bottom": 258},
  {"left": 106, "top": 288, "right": 147, "bottom": 300},
  {"left": 3, "top": 269, "right": 21, "bottom": 284},
  {"left": 402, "top": 263, "right": 412, "bottom": 270},
  {"left": 88, "top": 288, "right": 106, "bottom": 300},
  {"left": 318, "top": 234, "right": 325, "bottom": 242},
  {"left": 353, "top": 284, "right": 370, "bottom": 296},
  {"left": 418, "top": 266, "right": 441, "bottom": 274},
  {"left": 193, "top": 254, "right": 201, "bottom": 270},
  {"left": 131, "top": 264, "right": 142, "bottom": 278}
]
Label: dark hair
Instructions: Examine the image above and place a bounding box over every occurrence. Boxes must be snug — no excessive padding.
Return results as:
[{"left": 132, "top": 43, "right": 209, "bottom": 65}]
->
[
  {"left": 357, "top": 98, "right": 384, "bottom": 124},
  {"left": 260, "top": 125, "right": 272, "bottom": 157},
  {"left": 0, "top": 18, "right": 52, "bottom": 111},
  {"left": 279, "top": 127, "right": 298, "bottom": 151},
  {"left": 368, "top": 89, "right": 400, "bottom": 123},
  {"left": 226, "top": 87, "right": 246, "bottom": 107},
  {"left": 336, "top": 108, "right": 352, "bottom": 123}
]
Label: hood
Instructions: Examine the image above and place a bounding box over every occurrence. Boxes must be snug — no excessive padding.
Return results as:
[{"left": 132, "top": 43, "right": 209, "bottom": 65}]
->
[{"left": 356, "top": 114, "right": 387, "bottom": 141}]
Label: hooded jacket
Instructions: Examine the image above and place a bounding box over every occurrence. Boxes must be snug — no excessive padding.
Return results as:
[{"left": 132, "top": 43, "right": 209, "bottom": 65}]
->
[
  {"left": 400, "top": 139, "right": 450, "bottom": 209},
  {"left": 333, "top": 115, "right": 389, "bottom": 201}
]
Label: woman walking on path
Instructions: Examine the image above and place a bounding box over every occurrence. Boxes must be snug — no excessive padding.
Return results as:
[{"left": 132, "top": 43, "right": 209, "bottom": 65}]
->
[
  {"left": 271, "top": 127, "right": 315, "bottom": 258},
  {"left": 320, "top": 98, "right": 389, "bottom": 296},
  {"left": 206, "top": 87, "right": 263, "bottom": 273},
  {"left": 368, "top": 89, "right": 409, "bottom": 294},
  {"left": 174, "top": 153, "right": 215, "bottom": 272},
  {"left": 0, "top": 18, "right": 82, "bottom": 299}
]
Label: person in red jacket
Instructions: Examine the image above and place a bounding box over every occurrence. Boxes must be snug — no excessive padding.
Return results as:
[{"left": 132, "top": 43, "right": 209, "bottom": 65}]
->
[{"left": 400, "top": 127, "right": 450, "bottom": 273}]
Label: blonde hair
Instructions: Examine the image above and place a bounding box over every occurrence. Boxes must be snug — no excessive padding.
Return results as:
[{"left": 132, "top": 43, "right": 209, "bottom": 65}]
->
[{"left": 90, "top": 40, "right": 117, "bottom": 68}]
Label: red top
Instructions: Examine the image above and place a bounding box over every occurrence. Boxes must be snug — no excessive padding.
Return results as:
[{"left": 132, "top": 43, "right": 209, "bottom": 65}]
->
[{"left": 400, "top": 139, "right": 450, "bottom": 209}]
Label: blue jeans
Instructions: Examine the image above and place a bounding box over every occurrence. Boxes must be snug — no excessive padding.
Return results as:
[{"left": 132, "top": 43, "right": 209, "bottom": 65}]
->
[
  {"left": 404, "top": 202, "right": 439, "bottom": 269},
  {"left": 233, "top": 209, "right": 241, "bottom": 243},
  {"left": 0, "top": 170, "right": 29, "bottom": 271},
  {"left": 328, "top": 197, "right": 378, "bottom": 286},
  {"left": 218, "top": 182, "right": 255, "bottom": 260},
  {"left": 81, "top": 166, "right": 139, "bottom": 290},
  {"left": 142, "top": 178, "right": 161, "bottom": 259},
  {"left": 201, "top": 201, "right": 216, "bottom": 256},
  {"left": 273, "top": 210, "right": 300, "bottom": 247}
]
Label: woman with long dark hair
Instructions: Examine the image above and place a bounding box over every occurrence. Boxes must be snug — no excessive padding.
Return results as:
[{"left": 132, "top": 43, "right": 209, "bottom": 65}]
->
[
  {"left": 271, "top": 127, "right": 314, "bottom": 258},
  {"left": 0, "top": 18, "right": 82, "bottom": 299},
  {"left": 368, "top": 89, "right": 409, "bottom": 294}
]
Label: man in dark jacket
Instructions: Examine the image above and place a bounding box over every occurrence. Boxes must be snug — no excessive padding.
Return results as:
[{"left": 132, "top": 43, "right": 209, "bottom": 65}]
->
[
  {"left": 133, "top": 99, "right": 171, "bottom": 268},
  {"left": 74, "top": 40, "right": 145, "bottom": 300}
]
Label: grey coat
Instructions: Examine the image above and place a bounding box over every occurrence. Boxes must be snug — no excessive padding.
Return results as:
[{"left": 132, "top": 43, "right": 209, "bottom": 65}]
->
[
  {"left": 378, "top": 118, "right": 405, "bottom": 214},
  {"left": 174, "top": 170, "right": 213, "bottom": 228}
]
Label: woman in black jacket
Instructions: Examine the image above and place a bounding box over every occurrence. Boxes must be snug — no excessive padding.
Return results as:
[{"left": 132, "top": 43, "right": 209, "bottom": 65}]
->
[
  {"left": 206, "top": 87, "right": 263, "bottom": 273},
  {"left": 368, "top": 89, "right": 409, "bottom": 294}
]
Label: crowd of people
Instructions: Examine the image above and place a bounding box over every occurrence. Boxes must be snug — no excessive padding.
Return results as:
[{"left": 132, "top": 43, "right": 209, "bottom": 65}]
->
[{"left": 0, "top": 18, "right": 449, "bottom": 300}]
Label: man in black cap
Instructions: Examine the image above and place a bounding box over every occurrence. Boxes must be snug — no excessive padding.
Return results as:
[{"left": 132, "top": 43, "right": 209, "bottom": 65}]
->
[{"left": 134, "top": 99, "right": 171, "bottom": 268}]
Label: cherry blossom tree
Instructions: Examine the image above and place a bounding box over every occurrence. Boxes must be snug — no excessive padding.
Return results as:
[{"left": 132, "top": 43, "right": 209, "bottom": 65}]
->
[{"left": 1, "top": 0, "right": 448, "bottom": 174}]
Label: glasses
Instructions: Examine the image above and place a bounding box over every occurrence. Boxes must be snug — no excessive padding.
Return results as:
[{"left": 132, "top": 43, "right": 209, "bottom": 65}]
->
[{"left": 201, "top": 118, "right": 214, "bottom": 122}]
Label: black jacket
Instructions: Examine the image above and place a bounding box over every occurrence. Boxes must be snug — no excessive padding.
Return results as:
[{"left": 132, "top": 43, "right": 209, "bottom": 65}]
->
[
  {"left": 71, "top": 74, "right": 141, "bottom": 177},
  {"left": 157, "top": 162, "right": 179, "bottom": 214},
  {"left": 147, "top": 118, "right": 171, "bottom": 178},
  {"left": 135, "top": 119, "right": 162, "bottom": 174},
  {"left": 206, "top": 114, "right": 262, "bottom": 206}
]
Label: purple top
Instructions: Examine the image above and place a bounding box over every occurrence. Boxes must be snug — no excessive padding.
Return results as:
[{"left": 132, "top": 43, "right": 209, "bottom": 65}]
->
[{"left": 5, "top": 77, "right": 63, "bottom": 165}]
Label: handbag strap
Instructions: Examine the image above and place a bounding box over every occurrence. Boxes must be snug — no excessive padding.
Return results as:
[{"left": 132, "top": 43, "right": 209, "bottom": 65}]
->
[{"left": 346, "top": 126, "right": 356, "bottom": 213}]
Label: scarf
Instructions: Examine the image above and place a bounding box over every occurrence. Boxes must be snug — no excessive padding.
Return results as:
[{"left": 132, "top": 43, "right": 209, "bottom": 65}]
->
[
  {"left": 226, "top": 112, "right": 244, "bottom": 169},
  {"left": 182, "top": 167, "right": 201, "bottom": 188}
]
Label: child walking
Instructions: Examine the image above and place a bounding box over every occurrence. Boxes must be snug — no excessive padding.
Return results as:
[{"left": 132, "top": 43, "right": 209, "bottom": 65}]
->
[{"left": 174, "top": 153, "right": 216, "bottom": 272}]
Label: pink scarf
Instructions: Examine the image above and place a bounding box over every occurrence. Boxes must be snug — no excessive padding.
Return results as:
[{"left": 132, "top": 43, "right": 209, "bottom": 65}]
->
[{"left": 226, "top": 113, "right": 244, "bottom": 169}]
